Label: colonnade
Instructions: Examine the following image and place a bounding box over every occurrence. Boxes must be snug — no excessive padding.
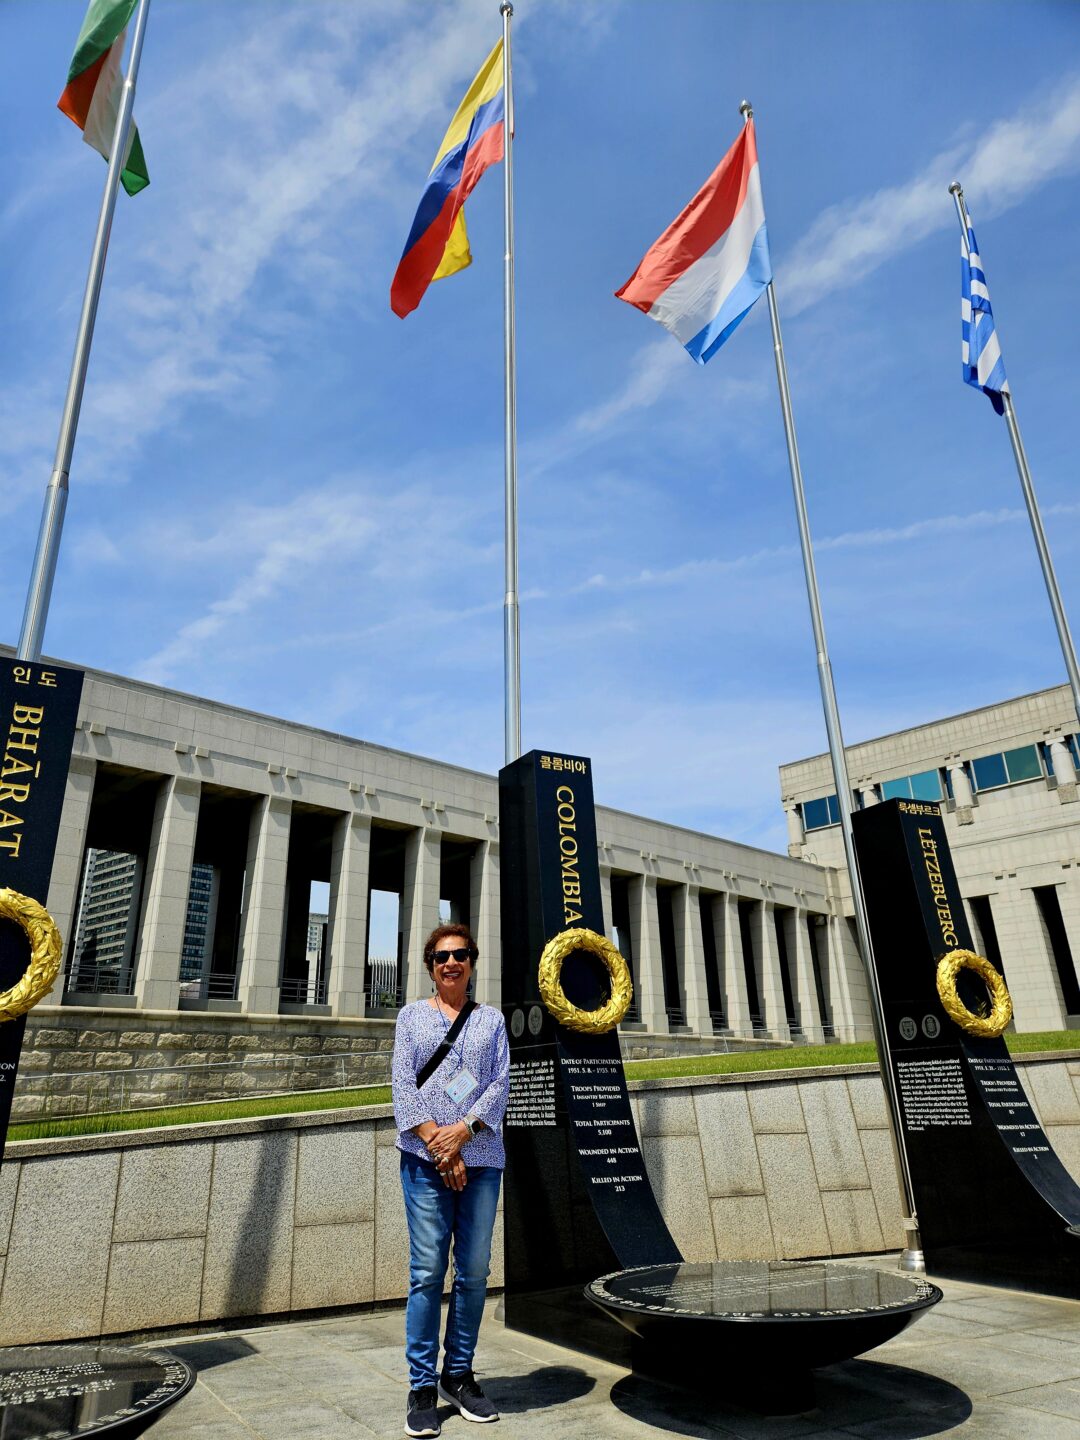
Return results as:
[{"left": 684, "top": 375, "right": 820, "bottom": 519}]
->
[{"left": 41, "top": 670, "right": 866, "bottom": 1042}]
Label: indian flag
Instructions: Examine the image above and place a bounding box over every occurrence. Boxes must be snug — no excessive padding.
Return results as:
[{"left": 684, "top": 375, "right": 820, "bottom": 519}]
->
[{"left": 58, "top": 0, "right": 149, "bottom": 196}]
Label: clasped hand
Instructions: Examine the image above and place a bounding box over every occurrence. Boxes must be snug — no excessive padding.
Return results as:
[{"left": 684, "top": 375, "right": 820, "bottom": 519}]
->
[{"left": 425, "top": 1121, "right": 471, "bottom": 1189}]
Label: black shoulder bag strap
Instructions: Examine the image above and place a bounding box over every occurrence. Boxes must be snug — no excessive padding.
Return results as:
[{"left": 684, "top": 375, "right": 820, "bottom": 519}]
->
[{"left": 415, "top": 1000, "right": 477, "bottom": 1089}]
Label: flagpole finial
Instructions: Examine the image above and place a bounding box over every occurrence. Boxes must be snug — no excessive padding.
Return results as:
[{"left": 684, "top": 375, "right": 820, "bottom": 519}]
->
[
  {"left": 739, "top": 99, "right": 753, "bottom": 120},
  {"left": 948, "top": 181, "right": 963, "bottom": 197},
  {"left": 500, "top": 1, "right": 513, "bottom": 15}
]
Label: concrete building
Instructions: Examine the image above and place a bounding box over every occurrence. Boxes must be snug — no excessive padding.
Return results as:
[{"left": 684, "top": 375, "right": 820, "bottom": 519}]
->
[
  {"left": 72, "top": 850, "right": 218, "bottom": 995},
  {"left": 39, "top": 660, "right": 871, "bottom": 1045},
  {"left": 69, "top": 848, "right": 142, "bottom": 994},
  {"left": 780, "top": 682, "right": 1080, "bottom": 1033},
  {"left": 179, "top": 861, "right": 216, "bottom": 982}
]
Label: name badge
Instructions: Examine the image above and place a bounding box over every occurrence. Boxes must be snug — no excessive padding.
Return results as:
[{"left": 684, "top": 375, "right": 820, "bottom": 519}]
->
[{"left": 445, "top": 1067, "right": 479, "bottom": 1105}]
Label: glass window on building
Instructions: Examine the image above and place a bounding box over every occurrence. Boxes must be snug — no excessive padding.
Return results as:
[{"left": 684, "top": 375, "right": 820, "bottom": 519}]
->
[
  {"left": 802, "top": 793, "right": 841, "bottom": 831},
  {"left": 970, "top": 744, "right": 1043, "bottom": 792},
  {"left": 880, "top": 769, "right": 943, "bottom": 802}
]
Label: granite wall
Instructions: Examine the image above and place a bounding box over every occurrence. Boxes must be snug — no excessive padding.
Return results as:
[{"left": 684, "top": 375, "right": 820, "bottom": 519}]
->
[
  {"left": 15, "top": 1007, "right": 781, "bottom": 1120},
  {"left": 2, "top": 1053, "right": 1077, "bottom": 1344},
  {"left": 15, "top": 1008, "right": 398, "bottom": 1120}
]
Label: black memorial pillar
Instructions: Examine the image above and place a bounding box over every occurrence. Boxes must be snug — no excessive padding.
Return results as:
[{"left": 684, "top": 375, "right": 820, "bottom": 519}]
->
[
  {"left": 0, "top": 670, "right": 207, "bottom": 1434},
  {"left": 0, "top": 659, "right": 83, "bottom": 1162},
  {"left": 853, "top": 797, "right": 1080, "bottom": 1292},
  {"left": 500, "top": 750, "right": 679, "bottom": 1356}
]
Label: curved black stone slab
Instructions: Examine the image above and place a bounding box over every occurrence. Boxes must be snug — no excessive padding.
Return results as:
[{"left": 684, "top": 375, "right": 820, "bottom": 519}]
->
[
  {"left": 854, "top": 799, "right": 1080, "bottom": 1293},
  {"left": 0, "top": 1344, "right": 195, "bottom": 1439},
  {"left": 500, "top": 751, "right": 680, "bottom": 1361},
  {"left": 586, "top": 1261, "right": 942, "bottom": 1373}
]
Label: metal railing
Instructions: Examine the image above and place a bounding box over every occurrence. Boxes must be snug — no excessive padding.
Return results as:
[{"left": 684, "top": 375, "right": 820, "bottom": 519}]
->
[
  {"left": 65, "top": 963, "right": 134, "bottom": 996},
  {"left": 280, "top": 976, "right": 328, "bottom": 1005},
  {"left": 365, "top": 955, "right": 401, "bottom": 1010},
  {"left": 178, "top": 971, "right": 239, "bottom": 1002}
]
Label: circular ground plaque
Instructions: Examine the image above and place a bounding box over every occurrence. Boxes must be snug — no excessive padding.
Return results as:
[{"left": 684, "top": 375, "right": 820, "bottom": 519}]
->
[
  {"left": 587, "top": 1260, "right": 941, "bottom": 1376},
  {"left": 0, "top": 1344, "right": 194, "bottom": 1439}
]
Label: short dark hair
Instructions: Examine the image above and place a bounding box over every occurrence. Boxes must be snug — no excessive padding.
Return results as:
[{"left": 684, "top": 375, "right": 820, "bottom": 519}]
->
[{"left": 423, "top": 922, "right": 479, "bottom": 974}]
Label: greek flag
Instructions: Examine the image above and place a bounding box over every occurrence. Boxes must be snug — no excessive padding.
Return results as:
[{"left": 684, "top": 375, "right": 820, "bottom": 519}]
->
[{"left": 961, "top": 219, "right": 1008, "bottom": 415}]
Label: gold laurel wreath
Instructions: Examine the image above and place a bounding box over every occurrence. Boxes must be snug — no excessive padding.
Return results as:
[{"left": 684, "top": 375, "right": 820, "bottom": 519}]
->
[
  {"left": 538, "top": 926, "right": 633, "bottom": 1035},
  {"left": 0, "top": 888, "right": 63, "bottom": 1023},
  {"left": 935, "top": 947, "right": 1012, "bottom": 1039}
]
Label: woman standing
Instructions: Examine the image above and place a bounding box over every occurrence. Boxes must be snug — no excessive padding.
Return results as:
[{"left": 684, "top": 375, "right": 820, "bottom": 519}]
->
[{"left": 392, "top": 922, "right": 510, "bottom": 1438}]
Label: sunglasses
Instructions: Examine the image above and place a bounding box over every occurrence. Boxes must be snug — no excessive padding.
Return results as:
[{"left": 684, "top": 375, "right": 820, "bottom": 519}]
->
[{"left": 432, "top": 948, "right": 473, "bottom": 965}]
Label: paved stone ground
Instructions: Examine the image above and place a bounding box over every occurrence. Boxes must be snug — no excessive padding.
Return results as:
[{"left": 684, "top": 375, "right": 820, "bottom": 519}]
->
[{"left": 147, "top": 1268, "right": 1080, "bottom": 1438}]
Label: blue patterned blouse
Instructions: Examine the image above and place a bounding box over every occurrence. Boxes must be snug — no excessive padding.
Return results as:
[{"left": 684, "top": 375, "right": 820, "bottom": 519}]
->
[{"left": 392, "top": 999, "right": 510, "bottom": 1169}]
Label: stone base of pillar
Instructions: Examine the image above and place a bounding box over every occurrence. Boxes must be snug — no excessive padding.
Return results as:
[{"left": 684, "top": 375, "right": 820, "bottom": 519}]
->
[{"left": 238, "top": 984, "right": 281, "bottom": 1016}]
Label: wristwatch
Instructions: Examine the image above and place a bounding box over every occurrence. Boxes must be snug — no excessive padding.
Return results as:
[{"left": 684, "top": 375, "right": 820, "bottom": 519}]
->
[{"left": 464, "top": 1113, "right": 483, "bottom": 1136}]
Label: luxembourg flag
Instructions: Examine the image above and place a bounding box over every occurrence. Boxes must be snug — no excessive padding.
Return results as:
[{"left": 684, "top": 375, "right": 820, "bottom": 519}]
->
[{"left": 616, "top": 120, "right": 771, "bottom": 364}]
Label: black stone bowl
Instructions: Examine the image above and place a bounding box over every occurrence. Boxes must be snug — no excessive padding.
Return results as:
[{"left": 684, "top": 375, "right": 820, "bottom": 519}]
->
[
  {"left": 586, "top": 1260, "right": 942, "bottom": 1375},
  {"left": 0, "top": 1343, "right": 195, "bottom": 1439}
]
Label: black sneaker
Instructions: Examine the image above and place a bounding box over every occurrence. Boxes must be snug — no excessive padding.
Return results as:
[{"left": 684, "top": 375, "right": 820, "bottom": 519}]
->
[
  {"left": 405, "top": 1385, "right": 441, "bottom": 1437},
  {"left": 438, "top": 1371, "right": 499, "bottom": 1423}
]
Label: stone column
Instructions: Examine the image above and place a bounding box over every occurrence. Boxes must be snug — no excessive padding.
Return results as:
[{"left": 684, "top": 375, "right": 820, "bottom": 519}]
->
[
  {"left": 1052, "top": 877, "right": 1080, "bottom": 1012},
  {"left": 470, "top": 839, "right": 501, "bottom": 1007},
  {"left": 402, "top": 826, "right": 441, "bottom": 1004},
  {"left": 947, "top": 759, "right": 975, "bottom": 823},
  {"left": 1050, "top": 738, "right": 1078, "bottom": 804},
  {"left": 133, "top": 776, "right": 202, "bottom": 1011},
  {"left": 627, "top": 873, "right": 666, "bottom": 1032},
  {"left": 47, "top": 753, "right": 96, "bottom": 988},
  {"left": 327, "top": 811, "right": 371, "bottom": 1018},
  {"left": 755, "top": 901, "right": 790, "bottom": 1041},
  {"left": 783, "top": 802, "right": 804, "bottom": 858},
  {"left": 1003, "top": 885, "right": 1074, "bottom": 1030},
  {"left": 713, "top": 891, "right": 752, "bottom": 1037},
  {"left": 859, "top": 785, "right": 879, "bottom": 808},
  {"left": 791, "top": 907, "right": 824, "bottom": 1043},
  {"left": 598, "top": 863, "right": 614, "bottom": 938},
  {"left": 236, "top": 794, "right": 291, "bottom": 1014},
  {"left": 674, "top": 883, "right": 709, "bottom": 1035},
  {"left": 825, "top": 911, "right": 871, "bottom": 1041}
]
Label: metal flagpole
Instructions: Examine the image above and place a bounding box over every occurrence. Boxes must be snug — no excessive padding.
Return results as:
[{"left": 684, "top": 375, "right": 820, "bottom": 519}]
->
[
  {"left": 949, "top": 182, "right": 1080, "bottom": 727},
  {"left": 17, "top": 0, "right": 153, "bottom": 666},
  {"left": 500, "top": 1, "right": 521, "bottom": 764},
  {"left": 741, "top": 101, "right": 924, "bottom": 1272}
]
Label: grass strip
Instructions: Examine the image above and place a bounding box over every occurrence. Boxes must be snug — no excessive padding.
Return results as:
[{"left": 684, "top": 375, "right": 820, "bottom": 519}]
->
[
  {"left": 623, "top": 1029, "right": 1080, "bottom": 1081},
  {"left": 1004, "top": 1030, "right": 1080, "bottom": 1053},
  {"left": 12, "top": 1031, "right": 1080, "bottom": 1141},
  {"left": 623, "top": 1042, "right": 879, "bottom": 1080},
  {"left": 10, "top": 1084, "right": 392, "bottom": 1142}
]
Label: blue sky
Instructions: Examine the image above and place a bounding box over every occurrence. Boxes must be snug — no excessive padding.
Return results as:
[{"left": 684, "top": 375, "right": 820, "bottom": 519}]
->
[{"left": 3, "top": 0, "right": 1080, "bottom": 858}]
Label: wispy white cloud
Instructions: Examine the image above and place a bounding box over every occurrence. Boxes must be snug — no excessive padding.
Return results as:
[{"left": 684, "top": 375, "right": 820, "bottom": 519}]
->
[
  {"left": 572, "top": 342, "right": 687, "bottom": 435},
  {"left": 575, "top": 501, "right": 1080, "bottom": 594},
  {"left": 135, "top": 467, "right": 500, "bottom": 683},
  {"left": 783, "top": 74, "right": 1080, "bottom": 314},
  {"left": 139, "top": 490, "right": 376, "bottom": 683},
  {"left": 1, "top": 3, "right": 517, "bottom": 491},
  {"left": 547, "top": 74, "right": 1080, "bottom": 445}
]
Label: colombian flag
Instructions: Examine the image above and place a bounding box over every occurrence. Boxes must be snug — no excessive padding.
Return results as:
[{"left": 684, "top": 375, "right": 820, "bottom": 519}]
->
[
  {"left": 58, "top": 0, "right": 149, "bottom": 196},
  {"left": 391, "top": 42, "right": 505, "bottom": 318}
]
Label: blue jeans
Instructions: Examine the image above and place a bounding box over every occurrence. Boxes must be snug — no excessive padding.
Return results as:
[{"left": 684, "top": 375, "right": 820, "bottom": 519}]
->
[{"left": 400, "top": 1152, "right": 502, "bottom": 1389}]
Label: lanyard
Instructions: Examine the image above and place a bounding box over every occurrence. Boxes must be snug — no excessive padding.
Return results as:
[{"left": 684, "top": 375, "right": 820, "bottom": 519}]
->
[{"left": 435, "top": 998, "right": 474, "bottom": 1069}]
